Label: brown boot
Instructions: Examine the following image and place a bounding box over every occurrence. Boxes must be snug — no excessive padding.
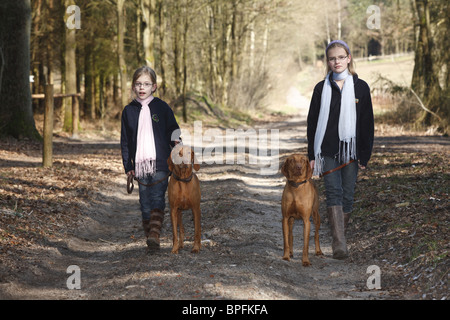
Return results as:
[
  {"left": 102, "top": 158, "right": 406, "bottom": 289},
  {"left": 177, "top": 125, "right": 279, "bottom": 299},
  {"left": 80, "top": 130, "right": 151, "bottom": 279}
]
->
[
  {"left": 147, "top": 209, "right": 165, "bottom": 249},
  {"left": 327, "top": 206, "right": 348, "bottom": 260}
]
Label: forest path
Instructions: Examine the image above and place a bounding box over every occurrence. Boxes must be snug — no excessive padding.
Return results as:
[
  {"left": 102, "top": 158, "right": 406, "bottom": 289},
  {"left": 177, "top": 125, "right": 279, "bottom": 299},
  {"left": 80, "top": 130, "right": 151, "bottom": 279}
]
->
[{"left": 0, "top": 113, "right": 392, "bottom": 301}]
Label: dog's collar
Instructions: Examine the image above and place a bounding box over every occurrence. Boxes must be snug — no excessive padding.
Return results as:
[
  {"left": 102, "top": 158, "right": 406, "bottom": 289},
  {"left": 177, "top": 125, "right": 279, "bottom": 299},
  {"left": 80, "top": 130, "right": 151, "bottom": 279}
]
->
[
  {"left": 172, "top": 172, "right": 193, "bottom": 183},
  {"left": 288, "top": 179, "right": 310, "bottom": 188}
]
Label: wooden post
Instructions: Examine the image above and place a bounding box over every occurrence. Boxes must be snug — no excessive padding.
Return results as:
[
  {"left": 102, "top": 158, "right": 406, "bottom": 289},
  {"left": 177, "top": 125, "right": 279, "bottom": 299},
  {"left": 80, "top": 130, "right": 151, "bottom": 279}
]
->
[
  {"left": 72, "top": 95, "right": 79, "bottom": 139},
  {"left": 43, "top": 84, "right": 54, "bottom": 167}
]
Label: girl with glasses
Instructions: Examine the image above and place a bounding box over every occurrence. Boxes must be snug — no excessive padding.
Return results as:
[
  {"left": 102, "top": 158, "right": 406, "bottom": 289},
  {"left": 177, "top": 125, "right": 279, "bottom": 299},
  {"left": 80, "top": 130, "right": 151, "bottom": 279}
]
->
[
  {"left": 307, "top": 40, "right": 374, "bottom": 260},
  {"left": 121, "top": 66, "right": 181, "bottom": 250}
]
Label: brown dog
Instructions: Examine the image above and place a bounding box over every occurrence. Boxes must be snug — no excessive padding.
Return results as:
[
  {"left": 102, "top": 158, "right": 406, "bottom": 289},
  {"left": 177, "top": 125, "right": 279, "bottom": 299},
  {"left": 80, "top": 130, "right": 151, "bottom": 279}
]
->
[
  {"left": 281, "top": 154, "right": 322, "bottom": 266},
  {"left": 167, "top": 145, "right": 201, "bottom": 254}
]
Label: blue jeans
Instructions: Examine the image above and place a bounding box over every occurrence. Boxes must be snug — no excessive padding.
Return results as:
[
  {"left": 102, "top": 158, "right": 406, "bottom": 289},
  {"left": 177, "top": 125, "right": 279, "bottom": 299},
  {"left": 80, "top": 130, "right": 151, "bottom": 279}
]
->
[
  {"left": 323, "top": 156, "right": 359, "bottom": 213},
  {"left": 138, "top": 170, "right": 169, "bottom": 221}
]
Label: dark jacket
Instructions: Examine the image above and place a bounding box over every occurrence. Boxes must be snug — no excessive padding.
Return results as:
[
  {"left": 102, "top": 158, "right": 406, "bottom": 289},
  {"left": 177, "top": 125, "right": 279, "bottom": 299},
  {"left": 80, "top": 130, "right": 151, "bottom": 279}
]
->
[
  {"left": 121, "top": 97, "right": 180, "bottom": 173},
  {"left": 307, "top": 74, "right": 374, "bottom": 167}
]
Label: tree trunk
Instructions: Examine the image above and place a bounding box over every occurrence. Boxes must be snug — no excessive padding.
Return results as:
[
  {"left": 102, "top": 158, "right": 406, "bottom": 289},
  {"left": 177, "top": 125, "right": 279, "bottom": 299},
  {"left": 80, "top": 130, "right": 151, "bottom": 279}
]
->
[
  {"left": 172, "top": 1, "right": 181, "bottom": 97},
  {"left": 142, "top": 0, "right": 156, "bottom": 67},
  {"left": 157, "top": 0, "right": 167, "bottom": 97},
  {"left": 181, "top": 0, "right": 190, "bottom": 122},
  {"left": 325, "top": 2, "right": 331, "bottom": 44},
  {"left": 411, "top": 0, "right": 441, "bottom": 126},
  {"left": 117, "top": 0, "right": 128, "bottom": 108},
  {"left": 43, "top": 84, "right": 54, "bottom": 167},
  {"left": 220, "top": 5, "right": 231, "bottom": 106},
  {"left": 261, "top": 17, "right": 270, "bottom": 72},
  {"left": 64, "top": 0, "right": 77, "bottom": 132},
  {"left": 230, "top": 0, "right": 238, "bottom": 80},
  {"left": 84, "top": 41, "right": 95, "bottom": 119},
  {"left": 0, "top": 0, "right": 40, "bottom": 139},
  {"left": 31, "top": 0, "right": 42, "bottom": 113},
  {"left": 337, "top": 0, "right": 342, "bottom": 40},
  {"left": 249, "top": 14, "right": 255, "bottom": 77},
  {"left": 207, "top": 4, "right": 217, "bottom": 100},
  {"left": 136, "top": 2, "right": 143, "bottom": 64},
  {"left": 46, "top": 0, "right": 55, "bottom": 86}
]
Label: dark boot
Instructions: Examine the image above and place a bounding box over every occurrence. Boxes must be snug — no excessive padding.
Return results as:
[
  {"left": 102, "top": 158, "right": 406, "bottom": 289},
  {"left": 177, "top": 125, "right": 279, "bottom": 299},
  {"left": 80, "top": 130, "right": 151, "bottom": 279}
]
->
[
  {"left": 327, "top": 206, "right": 348, "bottom": 260},
  {"left": 147, "top": 209, "right": 165, "bottom": 249}
]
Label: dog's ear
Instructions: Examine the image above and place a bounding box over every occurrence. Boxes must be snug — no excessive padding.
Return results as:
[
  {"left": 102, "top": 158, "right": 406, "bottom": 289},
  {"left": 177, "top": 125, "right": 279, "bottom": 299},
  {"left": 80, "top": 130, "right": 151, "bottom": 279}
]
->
[
  {"left": 167, "top": 153, "right": 174, "bottom": 171},
  {"left": 192, "top": 149, "right": 200, "bottom": 171},
  {"left": 281, "top": 158, "right": 291, "bottom": 178}
]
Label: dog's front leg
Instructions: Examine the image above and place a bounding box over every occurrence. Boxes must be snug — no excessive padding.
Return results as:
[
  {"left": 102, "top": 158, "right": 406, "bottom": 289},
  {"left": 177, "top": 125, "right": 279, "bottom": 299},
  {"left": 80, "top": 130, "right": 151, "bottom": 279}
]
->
[
  {"left": 302, "top": 218, "right": 311, "bottom": 266},
  {"left": 178, "top": 209, "right": 184, "bottom": 249},
  {"left": 282, "top": 216, "right": 291, "bottom": 261},
  {"left": 170, "top": 207, "right": 180, "bottom": 254},
  {"left": 191, "top": 205, "right": 201, "bottom": 253},
  {"left": 288, "top": 217, "right": 294, "bottom": 258}
]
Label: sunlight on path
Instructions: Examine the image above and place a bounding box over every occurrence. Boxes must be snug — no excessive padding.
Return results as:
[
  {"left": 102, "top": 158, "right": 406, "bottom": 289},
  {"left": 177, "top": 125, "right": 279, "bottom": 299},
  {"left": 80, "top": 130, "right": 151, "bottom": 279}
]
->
[{"left": 286, "top": 86, "right": 310, "bottom": 118}]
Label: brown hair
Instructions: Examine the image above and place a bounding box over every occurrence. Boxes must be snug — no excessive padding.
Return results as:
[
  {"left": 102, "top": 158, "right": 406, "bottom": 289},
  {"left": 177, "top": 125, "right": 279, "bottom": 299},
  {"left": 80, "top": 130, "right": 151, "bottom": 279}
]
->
[
  {"left": 131, "top": 66, "right": 157, "bottom": 96},
  {"left": 325, "top": 43, "right": 356, "bottom": 76}
]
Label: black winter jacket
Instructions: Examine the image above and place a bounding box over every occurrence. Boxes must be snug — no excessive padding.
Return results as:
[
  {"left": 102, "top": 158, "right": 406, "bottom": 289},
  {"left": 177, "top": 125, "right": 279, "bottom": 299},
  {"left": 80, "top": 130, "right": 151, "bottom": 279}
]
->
[
  {"left": 121, "top": 98, "right": 180, "bottom": 173},
  {"left": 307, "top": 74, "right": 374, "bottom": 167}
]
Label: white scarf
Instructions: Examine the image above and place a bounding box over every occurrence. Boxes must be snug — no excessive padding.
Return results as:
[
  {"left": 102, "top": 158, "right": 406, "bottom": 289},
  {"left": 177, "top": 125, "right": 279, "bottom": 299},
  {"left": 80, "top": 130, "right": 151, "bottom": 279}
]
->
[
  {"left": 313, "top": 69, "right": 356, "bottom": 176},
  {"left": 135, "top": 96, "right": 157, "bottom": 179}
]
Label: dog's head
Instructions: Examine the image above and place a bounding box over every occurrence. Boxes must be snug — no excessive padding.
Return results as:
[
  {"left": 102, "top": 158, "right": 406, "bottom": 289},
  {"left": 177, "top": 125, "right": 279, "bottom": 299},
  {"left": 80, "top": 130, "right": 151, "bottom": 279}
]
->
[
  {"left": 168, "top": 145, "right": 200, "bottom": 177},
  {"left": 281, "top": 154, "right": 312, "bottom": 181}
]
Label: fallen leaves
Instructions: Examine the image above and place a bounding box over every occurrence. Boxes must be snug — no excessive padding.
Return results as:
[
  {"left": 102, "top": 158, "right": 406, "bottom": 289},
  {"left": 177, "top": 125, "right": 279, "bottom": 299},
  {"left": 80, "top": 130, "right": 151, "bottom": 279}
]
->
[
  {"left": 348, "top": 144, "right": 449, "bottom": 300},
  {"left": 0, "top": 137, "right": 122, "bottom": 250}
]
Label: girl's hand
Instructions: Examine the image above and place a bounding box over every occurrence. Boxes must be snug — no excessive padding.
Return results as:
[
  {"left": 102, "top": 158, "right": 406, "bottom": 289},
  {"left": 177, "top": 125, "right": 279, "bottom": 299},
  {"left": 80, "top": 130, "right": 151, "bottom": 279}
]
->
[
  {"left": 127, "top": 170, "right": 135, "bottom": 177},
  {"left": 310, "top": 160, "right": 315, "bottom": 170},
  {"left": 358, "top": 163, "right": 366, "bottom": 170}
]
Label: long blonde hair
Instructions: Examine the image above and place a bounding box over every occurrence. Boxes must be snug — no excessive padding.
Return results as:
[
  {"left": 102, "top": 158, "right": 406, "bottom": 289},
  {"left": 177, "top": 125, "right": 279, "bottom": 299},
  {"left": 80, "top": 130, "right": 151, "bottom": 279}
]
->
[{"left": 325, "top": 42, "right": 356, "bottom": 76}]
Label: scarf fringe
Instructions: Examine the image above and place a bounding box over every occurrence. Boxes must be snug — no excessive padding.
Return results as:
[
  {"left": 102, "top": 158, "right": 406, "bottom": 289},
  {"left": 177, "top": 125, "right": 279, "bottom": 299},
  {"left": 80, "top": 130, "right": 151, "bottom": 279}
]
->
[
  {"left": 135, "top": 159, "right": 156, "bottom": 179},
  {"left": 339, "top": 137, "right": 357, "bottom": 164},
  {"left": 313, "top": 138, "right": 356, "bottom": 176},
  {"left": 313, "top": 154, "right": 324, "bottom": 177}
]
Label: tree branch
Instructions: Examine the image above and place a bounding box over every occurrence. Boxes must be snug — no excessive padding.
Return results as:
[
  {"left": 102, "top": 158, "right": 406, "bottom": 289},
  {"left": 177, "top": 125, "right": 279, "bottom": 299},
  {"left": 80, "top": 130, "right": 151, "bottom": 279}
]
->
[{"left": 409, "top": 87, "right": 442, "bottom": 122}]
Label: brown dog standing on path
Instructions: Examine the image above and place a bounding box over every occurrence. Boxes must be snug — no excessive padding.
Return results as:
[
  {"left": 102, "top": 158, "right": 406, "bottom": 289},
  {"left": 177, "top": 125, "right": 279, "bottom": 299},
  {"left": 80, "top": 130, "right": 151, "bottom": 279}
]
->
[
  {"left": 167, "top": 145, "right": 201, "bottom": 254},
  {"left": 281, "top": 154, "right": 323, "bottom": 266}
]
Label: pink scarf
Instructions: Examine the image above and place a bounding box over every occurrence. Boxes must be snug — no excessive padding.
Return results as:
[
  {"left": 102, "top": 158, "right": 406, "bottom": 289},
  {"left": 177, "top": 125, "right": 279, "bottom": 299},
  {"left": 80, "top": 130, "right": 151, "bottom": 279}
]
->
[{"left": 135, "top": 96, "right": 156, "bottom": 178}]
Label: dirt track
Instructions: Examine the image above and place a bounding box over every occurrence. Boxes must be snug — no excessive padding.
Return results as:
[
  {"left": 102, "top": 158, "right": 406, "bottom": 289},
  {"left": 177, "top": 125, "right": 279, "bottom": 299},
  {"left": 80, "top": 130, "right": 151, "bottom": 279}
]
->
[{"left": 0, "top": 115, "right": 398, "bottom": 302}]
